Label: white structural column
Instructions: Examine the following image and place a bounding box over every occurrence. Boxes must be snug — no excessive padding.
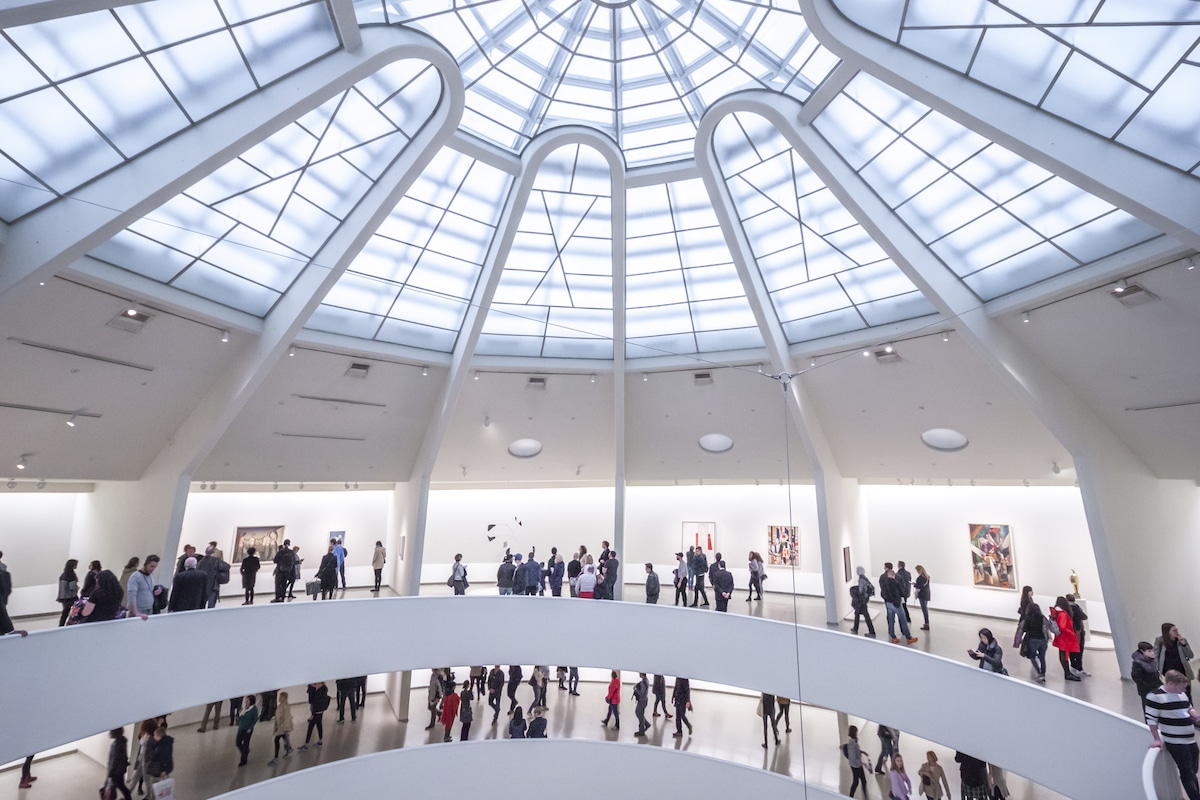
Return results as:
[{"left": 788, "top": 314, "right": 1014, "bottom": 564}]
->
[
  {"left": 401, "top": 126, "right": 629, "bottom": 597},
  {"left": 755, "top": 88, "right": 1190, "bottom": 674},
  {"left": 798, "top": 0, "right": 1200, "bottom": 251},
  {"left": 0, "top": 27, "right": 457, "bottom": 301},
  {"left": 695, "top": 99, "right": 868, "bottom": 627},
  {"left": 64, "top": 29, "right": 466, "bottom": 575},
  {"left": 610, "top": 145, "right": 628, "bottom": 602}
]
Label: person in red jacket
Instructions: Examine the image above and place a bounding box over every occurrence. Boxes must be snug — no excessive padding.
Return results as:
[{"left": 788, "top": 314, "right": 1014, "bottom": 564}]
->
[
  {"left": 440, "top": 686, "right": 460, "bottom": 742},
  {"left": 601, "top": 671, "right": 621, "bottom": 731},
  {"left": 1051, "top": 596, "right": 1082, "bottom": 682}
]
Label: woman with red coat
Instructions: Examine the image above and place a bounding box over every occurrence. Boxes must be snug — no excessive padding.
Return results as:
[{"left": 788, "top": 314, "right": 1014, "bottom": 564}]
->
[
  {"left": 1051, "top": 596, "right": 1082, "bottom": 682},
  {"left": 601, "top": 670, "right": 621, "bottom": 730},
  {"left": 440, "top": 686, "right": 460, "bottom": 742}
]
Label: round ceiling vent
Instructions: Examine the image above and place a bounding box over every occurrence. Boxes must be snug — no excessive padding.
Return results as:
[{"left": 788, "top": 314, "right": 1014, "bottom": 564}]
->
[
  {"left": 508, "top": 438, "right": 543, "bottom": 458},
  {"left": 921, "top": 428, "right": 969, "bottom": 453},
  {"left": 698, "top": 433, "right": 734, "bottom": 453}
]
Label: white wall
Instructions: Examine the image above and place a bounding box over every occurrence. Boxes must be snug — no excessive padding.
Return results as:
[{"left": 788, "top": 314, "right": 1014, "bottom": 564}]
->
[
  {"left": 862, "top": 484, "right": 1109, "bottom": 631},
  {"left": 0, "top": 493, "right": 79, "bottom": 586},
  {"left": 180, "top": 490, "right": 391, "bottom": 587}
]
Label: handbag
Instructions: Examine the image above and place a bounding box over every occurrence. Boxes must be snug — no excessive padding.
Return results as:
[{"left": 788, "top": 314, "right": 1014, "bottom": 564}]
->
[
  {"left": 1019, "top": 639, "right": 1030, "bottom": 657},
  {"left": 153, "top": 777, "right": 176, "bottom": 800},
  {"left": 99, "top": 778, "right": 115, "bottom": 800}
]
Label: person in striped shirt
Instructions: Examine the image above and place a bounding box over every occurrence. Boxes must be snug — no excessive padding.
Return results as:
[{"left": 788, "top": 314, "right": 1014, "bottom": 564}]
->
[{"left": 1147, "top": 670, "right": 1200, "bottom": 800}]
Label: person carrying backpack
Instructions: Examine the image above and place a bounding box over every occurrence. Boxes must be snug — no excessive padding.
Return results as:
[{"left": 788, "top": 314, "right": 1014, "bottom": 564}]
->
[{"left": 851, "top": 566, "right": 876, "bottom": 637}]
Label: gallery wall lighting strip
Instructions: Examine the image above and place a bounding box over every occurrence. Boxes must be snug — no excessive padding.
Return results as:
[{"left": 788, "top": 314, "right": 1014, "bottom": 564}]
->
[
  {"left": 0, "top": 401, "right": 103, "bottom": 420},
  {"left": 275, "top": 433, "right": 367, "bottom": 442},
  {"left": 291, "top": 394, "right": 387, "bottom": 408},
  {"left": 7, "top": 338, "right": 154, "bottom": 371}
]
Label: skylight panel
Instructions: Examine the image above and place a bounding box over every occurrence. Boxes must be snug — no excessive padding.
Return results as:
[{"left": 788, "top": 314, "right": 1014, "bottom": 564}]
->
[
  {"left": 0, "top": 154, "right": 50, "bottom": 221},
  {"left": 0, "top": 89, "right": 122, "bottom": 193},
  {"left": 7, "top": 11, "right": 138, "bottom": 81},
  {"left": 173, "top": 260, "right": 280, "bottom": 316},
  {"left": 233, "top": 2, "right": 340, "bottom": 86},
  {"left": 115, "top": 0, "right": 227, "bottom": 49},
  {"left": 833, "top": 0, "right": 1200, "bottom": 176},
  {"left": 61, "top": 61, "right": 191, "bottom": 157},
  {"left": 0, "top": 37, "right": 48, "bottom": 100},
  {"left": 818, "top": 72, "right": 1163, "bottom": 300},
  {"left": 716, "top": 111, "right": 932, "bottom": 342},
  {"left": 147, "top": 32, "right": 259, "bottom": 120}
]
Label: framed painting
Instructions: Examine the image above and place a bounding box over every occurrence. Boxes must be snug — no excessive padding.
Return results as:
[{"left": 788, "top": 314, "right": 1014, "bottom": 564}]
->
[
  {"left": 767, "top": 525, "right": 797, "bottom": 566},
  {"left": 843, "top": 546, "right": 852, "bottom": 583},
  {"left": 969, "top": 523, "right": 1016, "bottom": 590},
  {"left": 682, "top": 522, "right": 716, "bottom": 556},
  {"left": 232, "top": 525, "right": 285, "bottom": 564}
]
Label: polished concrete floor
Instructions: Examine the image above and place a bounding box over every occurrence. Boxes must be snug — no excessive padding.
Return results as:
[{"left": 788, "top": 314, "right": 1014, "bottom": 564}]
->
[{"left": 3, "top": 583, "right": 1134, "bottom": 800}]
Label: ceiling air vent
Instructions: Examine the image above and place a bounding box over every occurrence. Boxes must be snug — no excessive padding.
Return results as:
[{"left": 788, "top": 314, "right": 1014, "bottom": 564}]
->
[
  {"left": 106, "top": 309, "right": 152, "bottom": 333},
  {"left": 693, "top": 371, "right": 714, "bottom": 385},
  {"left": 526, "top": 376, "right": 548, "bottom": 390},
  {"left": 345, "top": 362, "right": 370, "bottom": 379},
  {"left": 1109, "top": 283, "right": 1158, "bottom": 307},
  {"left": 873, "top": 349, "right": 902, "bottom": 365}
]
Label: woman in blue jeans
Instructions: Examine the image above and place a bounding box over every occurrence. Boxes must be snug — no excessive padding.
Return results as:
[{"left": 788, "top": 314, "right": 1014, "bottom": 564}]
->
[{"left": 1017, "top": 602, "right": 1049, "bottom": 682}]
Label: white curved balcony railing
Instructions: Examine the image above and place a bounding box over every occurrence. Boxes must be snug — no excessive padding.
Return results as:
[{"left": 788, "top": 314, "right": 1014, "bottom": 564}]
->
[
  {"left": 0, "top": 596, "right": 1146, "bottom": 798},
  {"left": 210, "top": 740, "right": 842, "bottom": 800}
]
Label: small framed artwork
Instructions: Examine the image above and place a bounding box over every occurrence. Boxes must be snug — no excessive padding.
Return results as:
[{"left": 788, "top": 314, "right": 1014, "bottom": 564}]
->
[
  {"left": 843, "top": 546, "right": 852, "bottom": 583},
  {"left": 232, "top": 525, "right": 285, "bottom": 564},
  {"left": 682, "top": 522, "right": 716, "bottom": 555},
  {"left": 969, "top": 523, "right": 1016, "bottom": 590},
  {"left": 767, "top": 525, "right": 797, "bottom": 566}
]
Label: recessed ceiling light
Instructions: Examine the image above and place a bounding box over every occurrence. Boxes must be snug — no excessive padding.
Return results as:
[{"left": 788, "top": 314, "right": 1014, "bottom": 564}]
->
[
  {"left": 220, "top": 330, "right": 230, "bottom": 343},
  {"left": 1113, "top": 278, "right": 1127, "bottom": 293},
  {"left": 920, "top": 428, "right": 969, "bottom": 453},
  {"left": 862, "top": 350, "right": 871, "bottom": 357},
  {"left": 1021, "top": 311, "right": 1031, "bottom": 323},
  {"left": 698, "top": 433, "right": 734, "bottom": 453},
  {"left": 421, "top": 366, "right": 429, "bottom": 377},
  {"left": 508, "top": 438, "right": 543, "bottom": 458},
  {"left": 288, "top": 346, "right": 296, "bottom": 357},
  {"left": 66, "top": 415, "right": 77, "bottom": 427}
]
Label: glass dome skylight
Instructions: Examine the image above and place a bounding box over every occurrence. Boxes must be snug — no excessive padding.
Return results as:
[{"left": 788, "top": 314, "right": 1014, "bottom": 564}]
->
[
  {"left": 0, "top": 0, "right": 1183, "bottom": 366},
  {"left": 354, "top": 0, "right": 840, "bottom": 165}
]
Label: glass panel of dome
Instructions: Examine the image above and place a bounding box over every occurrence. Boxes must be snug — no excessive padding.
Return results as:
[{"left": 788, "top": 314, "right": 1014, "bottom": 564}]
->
[
  {"left": 381, "top": 0, "right": 837, "bottom": 165},
  {"left": 0, "top": 154, "right": 49, "bottom": 220},
  {"left": 716, "top": 111, "right": 930, "bottom": 341},
  {"left": 61, "top": 61, "right": 191, "bottom": 156},
  {"left": 115, "top": 0, "right": 227, "bottom": 49},
  {"left": 306, "top": 305, "right": 384, "bottom": 340},
  {"left": 0, "top": 0, "right": 339, "bottom": 221},
  {"left": 833, "top": 0, "right": 1200, "bottom": 175},
  {"left": 321, "top": 272, "right": 399, "bottom": 317},
  {"left": 816, "top": 72, "right": 1164, "bottom": 300},
  {"left": 173, "top": 261, "right": 280, "bottom": 316},
  {"left": 627, "top": 303, "right": 692, "bottom": 338},
  {"left": 90, "top": 231, "right": 195, "bottom": 283},
  {"left": 0, "top": 89, "right": 121, "bottom": 194},
  {"left": 481, "top": 144, "right": 612, "bottom": 357},
  {"left": 90, "top": 61, "right": 440, "bottom": 315},
  {"left": 1051, "top": 211, "right": 1162, "bottom": 264},
  {"left": 312, "top": 149, "right": 512, "bottom": 348}
]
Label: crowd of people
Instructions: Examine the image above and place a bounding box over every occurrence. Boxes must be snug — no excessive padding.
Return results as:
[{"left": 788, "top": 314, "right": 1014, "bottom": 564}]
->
[{"left": 840, "top": 725, "right": 1011, "bottom": 800}]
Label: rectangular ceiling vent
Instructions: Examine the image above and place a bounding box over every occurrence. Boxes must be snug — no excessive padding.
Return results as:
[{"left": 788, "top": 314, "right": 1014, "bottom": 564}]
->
[
  {"left": 1110, "top": 283, "right": 1158, "bottom": 307},
  {"left": 693, "top": 371, "right": 714, "bottom": 385},
  {"left": 874, "top": 349, "right": 902, "bottom": 365},
  {"left": 526, "top": 376, "right": 548, "bottom": 390},
  {"left": 106, "top": 309, "right": 153, "bottom": 333},
  {"left": 345, "top": 362, "right": 370, "bottom": 379}
]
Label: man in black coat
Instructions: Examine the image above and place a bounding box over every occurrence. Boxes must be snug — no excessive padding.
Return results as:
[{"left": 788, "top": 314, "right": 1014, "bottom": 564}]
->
[
  {"left": 690, "top": 549, "right": 709, "bottom": 607},
  {"left": 168, "top": 558, "right": 209, "bottom": 612},
  {"left": 271, "top": 540, "right": 296, "bottom": 603},
  {"left": 712, "top": 560, "right": 735, "bottom": 612}
]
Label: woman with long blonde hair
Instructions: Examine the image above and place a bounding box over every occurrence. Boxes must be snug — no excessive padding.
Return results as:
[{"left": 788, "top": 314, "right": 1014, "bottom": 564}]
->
[{"left": 914, "top": 565, "right": 931, "bottom": 630}]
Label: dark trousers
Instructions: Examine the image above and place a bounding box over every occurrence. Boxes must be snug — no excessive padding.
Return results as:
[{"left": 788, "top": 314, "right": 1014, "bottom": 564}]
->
[
  {"left": 107, "top": 770, "right": 133, "bottom": 800},
  {"left": 356, "top": 677, "right": 367, "bottom": 708},
  {"left": 373, "top": 568, "right": 382, "bottom": 591},
  {"left": 455, "top": 580, "right": 468, "bottom": 595},
  {"left": 848, "top": 766, "right": 867, "bottom": 797},
  {"left": 761, "top": 710, "right": 779, "bottom": 744},
  {"left": 715, "top": 593, "right": 729, "bottom": 612},
  {"left": 653, "top": 691, "right": 670, "bottom": 716},
  {"left": 259, "top": 690, "right": 277, "bottom": 721},
  {"left": 460, "top": 719, "right": 472, "bottom": 741},
  {"left": 305, "top": 713, "right": 323, "bottom": 744},
  {"left": 228, "top": 696, "right": 242, "bottom": 725},
  {"left": 286, "top": 574, "right": 297, "bottom": 598},
  {"left": 337, "top": 689, "right": 357, "bottom": 721},
  {"left": 1058, "top": 649, "right": 1082, "bottom": 675},
  {"left": 274, "top": 573, "right": 289, "bottom": 601},
  {"left": 507, "top": 684, "right": 519, "bottom": 712},
  {"left": 748, "top": 573, "right": 762, "bottom": 599},
  {"left": 338, "top": 563, "right": 346, "bottom": 589},
  {"left": 674, "top": 704, "right": 691, "bottom": 734},
  {"left": 635, "top": 702, "right": 649, "bottom": 732},
  {"left": 568, "top": 668, "right": 579, "bottom": 694},
  {"left": 852, "top": 605, "right": 875, "bottom": 635},
  {"left": 235, "top": 729, "right": 252, "bottom": 765},
  {"left": 59, "top": 599, "right": 74, "bottom": 627},
  {"left": 273, "top": 733, "right": 291, "bottom": 757},
  {"left": 901, "top": 596, "right": 911, "bottom": 622},
  {"left": 692, "top": 576, "right": 708, "bottom": 606},
  {"left": 244, "top": 579, "right": 255, "bottom": 604},
  {"left": 874, "top": 737, "right": 894, "bottom": 772},
  {"left": 603, "top": 702, "right": 619, "bottom": 728},
  {"left": 674, "top": 582, "right": 688, "bottom": 605},
  {"left": 489, "top": 693, "right": 502, "bottom": 721},
  {"left": 1165, "top": 741, "right": 1200, "bottom": 800}
]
